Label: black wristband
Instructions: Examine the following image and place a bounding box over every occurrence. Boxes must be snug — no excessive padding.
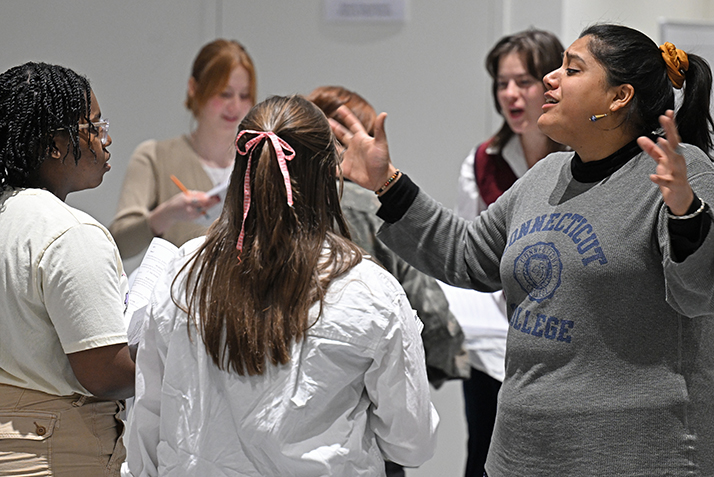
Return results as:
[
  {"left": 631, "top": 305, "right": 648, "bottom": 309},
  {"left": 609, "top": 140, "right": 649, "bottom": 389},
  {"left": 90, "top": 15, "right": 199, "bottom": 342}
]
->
[
  {"left": 668, "top": 194, "right": 711, "bottom": 262},
  {"left": 376, "top": 173, "right": 419, "bottom": 223}
]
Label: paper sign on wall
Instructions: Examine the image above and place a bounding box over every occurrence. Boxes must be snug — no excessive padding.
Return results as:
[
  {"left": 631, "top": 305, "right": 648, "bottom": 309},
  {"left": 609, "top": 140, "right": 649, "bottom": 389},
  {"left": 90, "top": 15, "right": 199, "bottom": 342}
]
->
[{"left": 325, "top": 0, "right": 407, "bottom": 23}]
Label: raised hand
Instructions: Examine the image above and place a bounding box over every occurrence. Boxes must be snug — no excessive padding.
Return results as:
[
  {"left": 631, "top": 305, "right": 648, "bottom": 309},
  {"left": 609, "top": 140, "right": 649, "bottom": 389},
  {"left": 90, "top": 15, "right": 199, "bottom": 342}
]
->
[
  {"left": 330, "top": 105, "right": 396, "bottom": 192},
  {"left": 636, "top": 110, "right": 694, "bottom": 216}
]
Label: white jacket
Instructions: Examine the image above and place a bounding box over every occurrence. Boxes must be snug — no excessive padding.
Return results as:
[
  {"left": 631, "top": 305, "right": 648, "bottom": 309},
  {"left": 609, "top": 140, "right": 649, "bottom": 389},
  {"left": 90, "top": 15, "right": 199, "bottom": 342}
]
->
[{"left": 126, "top": 238, "right": 438, "bottom": 476}]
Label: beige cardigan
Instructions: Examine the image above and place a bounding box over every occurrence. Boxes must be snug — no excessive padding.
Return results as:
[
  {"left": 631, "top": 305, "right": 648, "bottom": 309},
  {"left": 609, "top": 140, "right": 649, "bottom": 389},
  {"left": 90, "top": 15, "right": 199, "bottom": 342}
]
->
[{"left": 109, "top": 136, "right": 214, "bottom": 258}]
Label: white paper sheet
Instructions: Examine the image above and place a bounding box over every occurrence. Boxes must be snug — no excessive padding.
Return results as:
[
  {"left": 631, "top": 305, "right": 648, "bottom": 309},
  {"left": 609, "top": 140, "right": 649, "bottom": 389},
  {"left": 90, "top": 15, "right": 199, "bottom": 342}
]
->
[
  {"left": 436, "top": 280, "right": 509, "bottom": 339},
  {"left": 125, "top": 237, "right": 178, "bottom": 347},
  {"left": 193, "top": 178, "right": 230, "bottom": 227}
]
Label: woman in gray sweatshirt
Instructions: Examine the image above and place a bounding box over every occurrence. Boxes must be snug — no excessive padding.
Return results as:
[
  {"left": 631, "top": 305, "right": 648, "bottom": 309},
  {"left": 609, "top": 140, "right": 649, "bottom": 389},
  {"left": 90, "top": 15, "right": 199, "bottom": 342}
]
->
[{"left": 333, "top": 23, "right": 714, "bottom": 476}]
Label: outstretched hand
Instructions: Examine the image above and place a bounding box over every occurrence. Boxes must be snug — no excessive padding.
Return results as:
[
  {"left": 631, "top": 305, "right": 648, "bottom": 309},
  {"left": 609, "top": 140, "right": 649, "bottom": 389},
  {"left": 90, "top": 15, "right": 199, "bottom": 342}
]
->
[
  {"left": 330, "top": 105, "right": 396, "bottom": 192},
  {"left": 636, "top": 110, "right": 694, "bottom": 216}
]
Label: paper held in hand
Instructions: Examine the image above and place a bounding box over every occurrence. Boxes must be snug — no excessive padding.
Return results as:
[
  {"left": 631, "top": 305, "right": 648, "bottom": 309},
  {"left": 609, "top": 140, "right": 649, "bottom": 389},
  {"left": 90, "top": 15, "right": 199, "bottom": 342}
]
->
[
  {"left": 193, "top": 177, "right": 231, "bottom": 227},
  {"left": 124, "top": 237, "right": 179, "bottom": 348}
]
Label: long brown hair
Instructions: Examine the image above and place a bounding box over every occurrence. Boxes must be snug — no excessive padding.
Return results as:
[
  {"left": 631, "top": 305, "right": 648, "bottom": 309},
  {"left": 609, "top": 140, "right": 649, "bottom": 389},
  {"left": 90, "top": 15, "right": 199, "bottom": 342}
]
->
[{"left": 177, "top": 95, "right": 363, "bottom": 376}]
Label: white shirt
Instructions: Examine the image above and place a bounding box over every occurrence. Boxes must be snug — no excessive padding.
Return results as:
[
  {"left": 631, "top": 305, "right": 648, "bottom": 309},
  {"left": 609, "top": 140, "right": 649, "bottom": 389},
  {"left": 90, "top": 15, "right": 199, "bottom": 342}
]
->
[
  {"left": 201, "top": 161, "right": 233, "bottom": 187},
  {"left": 127, "top": 238, "right": 438, "bottom": 477},
  {"left": 449, "top": 136, "right": 528, "bottom": 382},
  {"left": 455, "top": 136, "right": 529, "bottom": 220},
  {"left": 0, "top": 188, "right": 128, "bottom": 396}
]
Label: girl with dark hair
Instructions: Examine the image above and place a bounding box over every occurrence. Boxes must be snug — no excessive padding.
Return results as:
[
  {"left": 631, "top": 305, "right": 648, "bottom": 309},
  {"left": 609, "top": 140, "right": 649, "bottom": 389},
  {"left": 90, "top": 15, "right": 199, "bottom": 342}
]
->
[
  {"left": 459, "top": 29, "right": 565, "bottom": 218},
  {"left": 452, "top": 29, "right": 565, "bottom": 477},
  {"left": 483, "top": 29, "right": 565, "bottom": 156},
  {"left": 334, "top": 23, "right": 714, "bottom": 476},
  {"left": 0, "top": 62, "right": 134, "bottom": 475},
  {"left": 110, "top": 39, "right": 257, "bottom": 259},
  {"left": 127, "top": 95, "right": 437, "bottom": 476}
]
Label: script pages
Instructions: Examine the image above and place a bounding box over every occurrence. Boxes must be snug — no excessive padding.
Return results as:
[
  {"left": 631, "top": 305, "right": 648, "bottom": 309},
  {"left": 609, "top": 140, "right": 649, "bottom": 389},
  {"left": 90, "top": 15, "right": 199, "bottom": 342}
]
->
[{"left": 124, "top": 237, "right": 179, "bottom": 349}]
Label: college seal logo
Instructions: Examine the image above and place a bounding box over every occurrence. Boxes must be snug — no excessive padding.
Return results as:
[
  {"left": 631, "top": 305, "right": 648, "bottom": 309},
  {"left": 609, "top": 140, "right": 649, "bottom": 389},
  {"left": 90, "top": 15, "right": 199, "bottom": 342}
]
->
[{"left": 513, "top": 242, "right": 562, "bottom": 302}]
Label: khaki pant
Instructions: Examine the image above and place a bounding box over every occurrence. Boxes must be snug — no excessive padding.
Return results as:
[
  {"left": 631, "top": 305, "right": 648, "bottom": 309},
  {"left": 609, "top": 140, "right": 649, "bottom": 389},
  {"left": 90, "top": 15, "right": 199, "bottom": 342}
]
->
[{"left": 0, "top": 384, "right": 125, "bottom": 476}]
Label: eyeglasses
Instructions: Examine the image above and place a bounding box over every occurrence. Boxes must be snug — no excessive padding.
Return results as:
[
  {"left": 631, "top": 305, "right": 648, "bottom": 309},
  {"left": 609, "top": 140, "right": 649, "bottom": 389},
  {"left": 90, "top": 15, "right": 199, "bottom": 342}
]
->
[
  {"left": 79, "top": 118, "right": 110, "bottom": 145},
  {"left": 56, "top": 118, "right": 110, "bottom": 145}
]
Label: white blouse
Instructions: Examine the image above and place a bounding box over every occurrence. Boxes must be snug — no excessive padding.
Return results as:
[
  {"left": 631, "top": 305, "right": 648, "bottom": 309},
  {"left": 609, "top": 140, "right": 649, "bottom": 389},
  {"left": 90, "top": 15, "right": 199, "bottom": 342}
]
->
[{"left": 126, "top": 238, "right": 438, "bottom": 477}]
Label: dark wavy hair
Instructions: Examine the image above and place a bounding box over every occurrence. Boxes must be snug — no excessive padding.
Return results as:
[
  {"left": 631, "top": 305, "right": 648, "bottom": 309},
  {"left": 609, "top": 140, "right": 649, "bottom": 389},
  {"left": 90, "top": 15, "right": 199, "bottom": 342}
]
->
[
  {"left": 0, "top": 62, "right": 94, "bottom": 188},
  {"left": 486, "top": 29, "right": 565, "bottom": 151},
  {"left": 177, "top": 95, "right": 363, "bottom": 376},
  {"left": 581, "top": 24, "right": 713, "bottom": 155}
]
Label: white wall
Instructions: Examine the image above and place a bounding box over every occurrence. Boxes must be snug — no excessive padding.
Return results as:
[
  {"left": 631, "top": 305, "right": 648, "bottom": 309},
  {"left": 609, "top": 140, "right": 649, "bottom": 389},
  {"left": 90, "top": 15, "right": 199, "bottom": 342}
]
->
[
  {"left": 561, "top": 0, "right": 714, "bottom": 45},
  {"left": 0, "top": 0, "right": 224, "bottom": 269},
  {"left": 4, "top": 0, "right": 710, "bottom": 262},
  {"left": 2, "top": 2, "right": 714, "bottom": 476}
]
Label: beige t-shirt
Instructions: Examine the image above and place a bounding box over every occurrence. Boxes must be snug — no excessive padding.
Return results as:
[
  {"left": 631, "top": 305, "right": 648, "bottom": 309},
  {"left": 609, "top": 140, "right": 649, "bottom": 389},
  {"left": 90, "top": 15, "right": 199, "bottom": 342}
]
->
[{"left": 0, "top": 188, "right": 129, "bottom": 396}]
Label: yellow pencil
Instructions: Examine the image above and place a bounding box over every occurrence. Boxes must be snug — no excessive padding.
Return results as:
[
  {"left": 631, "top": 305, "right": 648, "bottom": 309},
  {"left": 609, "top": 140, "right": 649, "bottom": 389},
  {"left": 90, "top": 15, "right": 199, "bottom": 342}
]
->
[
  {"left": 170, "top": 174, "right": 190, "bottom": 194},
  {"left": 170, "top": 174, "right": 208, "bottom": 217}
]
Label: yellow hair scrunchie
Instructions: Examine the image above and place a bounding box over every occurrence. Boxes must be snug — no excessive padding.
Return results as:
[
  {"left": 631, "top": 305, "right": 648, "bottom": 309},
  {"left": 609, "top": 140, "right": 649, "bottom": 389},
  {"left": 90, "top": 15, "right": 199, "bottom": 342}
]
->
[{"left": 659, "top": 42, "right": 689, "bottom": 89}]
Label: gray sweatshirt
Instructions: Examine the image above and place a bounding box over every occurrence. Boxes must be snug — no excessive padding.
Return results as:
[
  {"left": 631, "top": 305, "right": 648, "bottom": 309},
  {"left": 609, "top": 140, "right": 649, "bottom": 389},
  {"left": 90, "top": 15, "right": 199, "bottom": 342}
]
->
[{"left": 379, "top": 145, "right": 714, "bottom": 476}]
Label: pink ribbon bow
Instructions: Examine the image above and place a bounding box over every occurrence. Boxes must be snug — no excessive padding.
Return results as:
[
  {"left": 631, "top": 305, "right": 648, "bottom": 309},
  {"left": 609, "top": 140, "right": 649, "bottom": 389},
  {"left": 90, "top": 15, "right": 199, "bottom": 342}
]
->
[{"left": 234, "top": 129, "right": 296, "bottom": 254}]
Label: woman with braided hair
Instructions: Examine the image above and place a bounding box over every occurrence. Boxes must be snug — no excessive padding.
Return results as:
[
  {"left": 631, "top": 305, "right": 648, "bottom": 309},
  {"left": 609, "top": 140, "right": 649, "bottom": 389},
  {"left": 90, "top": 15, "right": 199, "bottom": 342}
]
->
[
  {"left": 0, "top": 62, "right": 134, "bottom": 475},
  {"left": 127, "top": 95, "right": 437, "bottom": 476},
  {"left": 333, "top": 23, "right": 714, "bottom": 476}
]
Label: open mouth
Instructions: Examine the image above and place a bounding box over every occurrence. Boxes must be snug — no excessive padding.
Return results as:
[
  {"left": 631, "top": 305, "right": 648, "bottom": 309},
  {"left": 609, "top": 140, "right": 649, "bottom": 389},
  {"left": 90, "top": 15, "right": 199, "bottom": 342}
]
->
[{"left": 509, "top": 108, "right": 524, "bottom": 115}]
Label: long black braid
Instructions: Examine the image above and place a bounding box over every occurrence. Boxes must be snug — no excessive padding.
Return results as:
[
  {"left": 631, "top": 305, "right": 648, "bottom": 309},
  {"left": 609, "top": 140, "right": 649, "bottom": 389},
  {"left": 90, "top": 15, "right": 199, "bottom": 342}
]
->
[{"left": 0, "top": 62, "right": 94, "bottom": 189}]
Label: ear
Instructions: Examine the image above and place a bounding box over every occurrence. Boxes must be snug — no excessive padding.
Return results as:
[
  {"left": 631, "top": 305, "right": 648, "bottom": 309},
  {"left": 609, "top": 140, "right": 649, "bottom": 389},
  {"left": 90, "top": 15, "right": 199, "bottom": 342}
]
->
[
  {"left": 610, "top": 83, "right": 635, "bottom": 113},
  {"left": 48, "top": 133, "right": 70, "bottom": 160},
  {"left": 187, "top": 77, "right": 197, "bottom": 99}
]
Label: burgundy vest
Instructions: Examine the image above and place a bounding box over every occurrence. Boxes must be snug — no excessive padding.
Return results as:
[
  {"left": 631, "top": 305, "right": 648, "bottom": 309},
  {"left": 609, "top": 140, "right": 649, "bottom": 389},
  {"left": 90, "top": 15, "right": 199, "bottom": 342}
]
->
[{"left": 474, "top": 139, "right": 518, "bottom": 206}]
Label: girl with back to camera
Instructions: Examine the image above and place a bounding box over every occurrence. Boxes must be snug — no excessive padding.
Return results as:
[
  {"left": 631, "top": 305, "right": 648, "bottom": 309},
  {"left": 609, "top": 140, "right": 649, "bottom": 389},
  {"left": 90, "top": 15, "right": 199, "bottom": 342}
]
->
[
  {"left": 110, "top": 39, "right": 256, "bottom": 258},
  {"left": 309, "top": 85, "right": 470, "bottom": 477},
  {"left": 0, "top": 62, "right": 134, "bottom": 476},
  {"left": 334, "top": 23, "right": 714, "bottom": 476},
  {"left": 451, "top": 29, "right": 564, "bottom": 477},
  {"left": 127, "top": 95, "right": 437, "bottom": 476},
  {"left": 307, "top": 85, "right": 469, "bottom": 391}
]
